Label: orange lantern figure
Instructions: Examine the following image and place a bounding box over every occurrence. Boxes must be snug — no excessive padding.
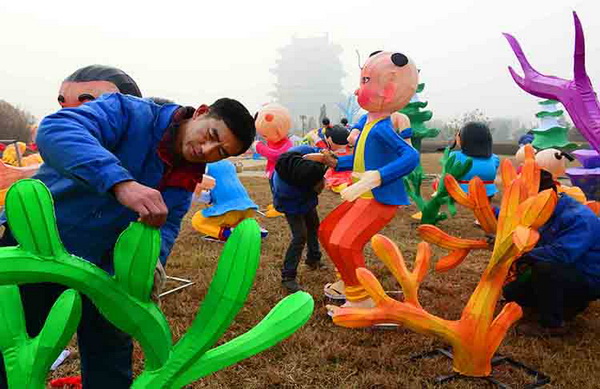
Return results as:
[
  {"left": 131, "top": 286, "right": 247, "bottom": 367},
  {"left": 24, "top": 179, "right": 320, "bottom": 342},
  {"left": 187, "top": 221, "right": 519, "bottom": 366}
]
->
[
  {"left": 329, "top": 145, "right": 557, "bottom": 377},
  {"left": 318, "top": 51, "right": 419, "bottom": 306}
]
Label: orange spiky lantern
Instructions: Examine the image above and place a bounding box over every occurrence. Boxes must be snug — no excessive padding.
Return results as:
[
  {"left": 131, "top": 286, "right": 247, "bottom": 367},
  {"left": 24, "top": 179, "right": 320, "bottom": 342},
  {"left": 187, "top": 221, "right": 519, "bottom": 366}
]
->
[{"left": 329, "top": 144, "right": 557, "bottom": 377}]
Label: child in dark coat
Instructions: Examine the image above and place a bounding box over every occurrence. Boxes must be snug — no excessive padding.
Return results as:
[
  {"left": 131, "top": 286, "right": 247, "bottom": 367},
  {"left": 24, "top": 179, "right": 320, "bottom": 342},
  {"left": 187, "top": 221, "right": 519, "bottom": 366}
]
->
[{"left": 272, "top": 145, "right": 328, "bottom": 293}]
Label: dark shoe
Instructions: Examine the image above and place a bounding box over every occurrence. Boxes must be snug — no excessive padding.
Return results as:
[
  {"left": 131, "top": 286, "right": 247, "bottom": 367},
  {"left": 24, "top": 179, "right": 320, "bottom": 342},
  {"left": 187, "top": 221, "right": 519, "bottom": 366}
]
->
[
  {"left": 306, "top": 261, "right": 328, "bottom": 271},
  {"left": 260, "top": 227, "right": 269, "bottom": 238},
  {"left": 516, "top": 321, "right": 567, "bottom": 337},
  {"left": 282, "top": 279, "right": 303, "bottom": 294}
]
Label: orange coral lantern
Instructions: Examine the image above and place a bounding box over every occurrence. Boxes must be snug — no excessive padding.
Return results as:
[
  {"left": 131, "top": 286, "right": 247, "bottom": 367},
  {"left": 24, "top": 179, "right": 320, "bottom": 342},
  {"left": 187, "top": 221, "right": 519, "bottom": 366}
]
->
[{"left": 329, "top": 144, "right": 557, "bottom": 377}]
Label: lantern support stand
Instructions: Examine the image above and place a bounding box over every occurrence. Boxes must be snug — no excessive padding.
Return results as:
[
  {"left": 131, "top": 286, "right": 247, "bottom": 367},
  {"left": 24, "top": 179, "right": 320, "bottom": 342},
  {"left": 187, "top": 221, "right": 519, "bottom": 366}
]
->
[{"left": 410, "top": 348, "right": 550, "bottom": 388}]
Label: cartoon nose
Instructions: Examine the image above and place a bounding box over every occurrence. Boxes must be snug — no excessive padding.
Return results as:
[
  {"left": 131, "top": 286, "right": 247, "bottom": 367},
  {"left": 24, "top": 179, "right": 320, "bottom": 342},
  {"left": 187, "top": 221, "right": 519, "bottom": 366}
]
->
[
  {"left": 391, "top": 53, "right": 409, "bottom": 67},
  {"left": 265, "top": 113, "right": 274, "bottom": 122}
]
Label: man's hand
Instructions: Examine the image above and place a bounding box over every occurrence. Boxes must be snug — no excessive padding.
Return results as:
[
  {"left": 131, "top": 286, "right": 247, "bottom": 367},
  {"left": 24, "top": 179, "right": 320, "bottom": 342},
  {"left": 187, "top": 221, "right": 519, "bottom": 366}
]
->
[
  {"left": 303, "top": 150, "right": 337, "bottom": 168},
  {"left": 341, "top": 170, "right": 382, "bottom": 202},
  {"left": 112, "top": 181, "right": 168, "bottom": 228}
]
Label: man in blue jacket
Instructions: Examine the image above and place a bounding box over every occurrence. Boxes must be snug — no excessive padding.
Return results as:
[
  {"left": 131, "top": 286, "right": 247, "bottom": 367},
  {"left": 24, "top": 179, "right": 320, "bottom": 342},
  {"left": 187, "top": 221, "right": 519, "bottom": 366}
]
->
[
  {"left": 273, "top": 145, "right": 328, "bottom": 293},
  {"left": 504, "top": 170, "right": 600, "bottom": 336},
  {"left": 0, "top": 92, "right": 255, "bottom": 388}
]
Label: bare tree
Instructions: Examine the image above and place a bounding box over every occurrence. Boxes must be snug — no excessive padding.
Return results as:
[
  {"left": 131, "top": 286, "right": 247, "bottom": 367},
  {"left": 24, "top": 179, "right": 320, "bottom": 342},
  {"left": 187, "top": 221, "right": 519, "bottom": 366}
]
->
[
  {"left": 0, "top": 100, "right": 36, "bottom": 143},
  {"left": 444, "top": 109, "right": 492, "bottom": 140}
]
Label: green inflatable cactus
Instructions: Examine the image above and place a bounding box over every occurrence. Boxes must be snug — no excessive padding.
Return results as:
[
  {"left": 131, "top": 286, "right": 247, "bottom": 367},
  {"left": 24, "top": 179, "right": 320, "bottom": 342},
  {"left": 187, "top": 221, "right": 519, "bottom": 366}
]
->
[
  {"left": 0, "top": 286, "right": 81, "bottom": 388},
  {"left": 0, "top": 179, "right": 314, "bottom": 388},
  {"left": 404, "top": 148, "right": 472, "bottom": 224}
]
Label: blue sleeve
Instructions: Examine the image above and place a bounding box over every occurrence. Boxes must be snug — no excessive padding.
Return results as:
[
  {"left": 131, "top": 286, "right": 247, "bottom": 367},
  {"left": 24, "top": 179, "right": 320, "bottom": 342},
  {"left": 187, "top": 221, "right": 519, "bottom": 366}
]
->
[
  {"left": 375, "top": 123, "right": 419, "bottom": 183},
  {"left": 36, "top": 93, "right": 134, "bottom": 193},
  {"left": 159, "top": 187, "right": 193, "bottom": 266},
  {"left": 351, "top": 115, "right": 367, "bottom": 131},
  {"left": 527, "top": 211, "right": 594, "bottom": 266},
  {"left": 399, "top": 128, "right": 413, "bottom": 139},
  {"left": 336, "top": 155, "right": 354, "bottom": 171},
  {"left": 289, "top": 145, "right": 320, "bottom": 155}
]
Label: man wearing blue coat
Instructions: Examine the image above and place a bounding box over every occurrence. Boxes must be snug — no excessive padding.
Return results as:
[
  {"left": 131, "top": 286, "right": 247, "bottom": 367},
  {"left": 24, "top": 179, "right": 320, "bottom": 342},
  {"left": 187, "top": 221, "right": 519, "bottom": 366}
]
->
[
  {"left": 0, "top": 92, "right": 255, "bottom": 388},
  {"left": 504, "top": 170, "right": 600, "bottom": 336}
]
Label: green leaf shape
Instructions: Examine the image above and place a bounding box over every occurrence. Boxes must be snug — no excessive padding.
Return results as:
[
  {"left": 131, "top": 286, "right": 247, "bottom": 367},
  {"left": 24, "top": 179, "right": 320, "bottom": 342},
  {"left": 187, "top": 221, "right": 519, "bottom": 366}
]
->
[
  {"left": 114, "top": 222, "right": 160, "bottom": 301},
  {"left": 539, "top": 99, "right": 559, "bottom": 105},
  {"left": 413, "top": 126, "right": 439, "bottom": 140},
  {"left": 404, "top": 166, "right": 425, "bottom": 211},
  {"left": 401, "top": 101, "right": 429, "bottom": 112},
  {"left": 531, "top": 126, "right": 577, "bottom": 150},
  {"left": 0, "top": 286, "right": 81, "bottom": 389},
  {"left": 531, "top": 126, "right": 568, "bottom": 133},
  {"left": 535, "top": 110, "right": 564, "bottom": 118},
  {"left": 5, "top": 180, "right": 67, "bottom": 258},
  {"left": 448, "top": 156, "right": 473, "bottom": 179},
  {"left": 439, "top": 147, "right": 451, "bottom": 167},
  {"left": 414, "top": 151, "right": 472, "bottom": 225},
  {"left": 132, "top": 218, "right": 262, "bottom": 387},
  {"left": 33, "top": 289, "right": 81, "bottom": 382},
  {"left": 172, "top": 292, "right": 315, "bottom": 388},
  {"left": 447, "top": 198, "right": 457, "bottom": 216},
  {"left": 0, "top": 286, "right": 27, "bottom": 351},
  {"left": 0, "top": 179, "right": 171, "bottom": 370},
  {"left": 416, "top": 83, "right": 425, "bottom": 93}
]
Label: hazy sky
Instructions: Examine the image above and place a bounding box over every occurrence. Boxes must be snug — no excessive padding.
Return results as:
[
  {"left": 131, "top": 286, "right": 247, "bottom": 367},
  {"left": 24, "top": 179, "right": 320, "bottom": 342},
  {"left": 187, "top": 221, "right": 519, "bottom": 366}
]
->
[{"left": 1, "top": 0, "right": 598, "bottom": 125}]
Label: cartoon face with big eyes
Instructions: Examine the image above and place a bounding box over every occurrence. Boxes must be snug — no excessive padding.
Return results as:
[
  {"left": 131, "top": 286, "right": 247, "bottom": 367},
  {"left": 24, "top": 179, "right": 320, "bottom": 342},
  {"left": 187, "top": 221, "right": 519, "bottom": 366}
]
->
[
  {"left": 255, "top": 103, "right": 292, "bottom": 143},
  {"left": 355, "top": 51, "right": 418, "bottom": 114},
  {"left": 57, "top": 65, "right": 142, "bottom": 108}
]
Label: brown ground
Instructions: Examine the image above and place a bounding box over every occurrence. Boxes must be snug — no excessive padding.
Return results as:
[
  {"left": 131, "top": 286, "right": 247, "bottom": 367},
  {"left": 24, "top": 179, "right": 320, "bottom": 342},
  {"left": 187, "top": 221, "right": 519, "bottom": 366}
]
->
[{"left": 51, "top": 154, "right": 599, "bottom": 388}]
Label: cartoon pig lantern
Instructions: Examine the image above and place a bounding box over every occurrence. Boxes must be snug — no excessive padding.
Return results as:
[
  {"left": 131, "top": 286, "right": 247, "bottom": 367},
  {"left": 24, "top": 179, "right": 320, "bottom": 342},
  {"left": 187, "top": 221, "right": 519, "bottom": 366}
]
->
[
  {"left": 254, "top": 103, "right": 293, "bottom": 179},
  {"left": 309, "top": 51, "right": 420, "bottom": 307}
]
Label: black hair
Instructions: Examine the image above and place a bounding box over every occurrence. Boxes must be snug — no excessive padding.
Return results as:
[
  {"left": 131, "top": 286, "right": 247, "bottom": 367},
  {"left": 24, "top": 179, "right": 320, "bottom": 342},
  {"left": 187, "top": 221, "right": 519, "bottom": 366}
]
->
[
  {"left": 322, "top": 117, "right": 330, "bottom": 126},
  {"left": 340, "top": 118, "right": 348, "bottom": 125},
  {"left": 275, "top": 151, "right": 327, "bottom": 189},
  {"left": 208, "top": 98, "right": 256, "bottom": 155},
  {"left": 64, "top": 65, "right": 142, "bottom": 97},
  {"left": 459, "top": 122, "right": 493, "bottom": 158},
  {"left": 539, "top": 169, "right": 557, "bottom": 193},
  {"left": 326, "top": 125, "right": 349, "bottom": 145}
]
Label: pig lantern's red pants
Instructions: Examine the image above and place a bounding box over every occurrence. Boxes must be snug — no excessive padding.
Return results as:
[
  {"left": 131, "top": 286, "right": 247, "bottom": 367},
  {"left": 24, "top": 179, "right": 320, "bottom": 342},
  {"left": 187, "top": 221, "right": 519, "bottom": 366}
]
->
[{"left": 319, "top": 198, "right": 398, "bottom": 302}]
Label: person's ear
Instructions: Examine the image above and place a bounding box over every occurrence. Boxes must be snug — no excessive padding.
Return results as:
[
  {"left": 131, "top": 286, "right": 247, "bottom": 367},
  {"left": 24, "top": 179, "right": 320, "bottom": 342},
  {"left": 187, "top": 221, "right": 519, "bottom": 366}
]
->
[{"left": 193, "top": 104, "right": 210, "bottom": 120}]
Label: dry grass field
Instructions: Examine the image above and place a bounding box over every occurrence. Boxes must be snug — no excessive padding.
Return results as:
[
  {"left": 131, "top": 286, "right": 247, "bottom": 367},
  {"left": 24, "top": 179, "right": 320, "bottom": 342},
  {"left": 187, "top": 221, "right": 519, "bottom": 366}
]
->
[{"left": 50, "top": 153, "right": 600, "bottom": 388}]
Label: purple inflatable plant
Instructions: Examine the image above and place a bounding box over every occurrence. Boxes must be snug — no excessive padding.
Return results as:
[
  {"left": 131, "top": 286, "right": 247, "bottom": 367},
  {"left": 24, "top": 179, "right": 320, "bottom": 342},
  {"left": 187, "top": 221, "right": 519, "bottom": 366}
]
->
[
  {"left": 504, "top": 12, "right": 600, "bottom": 152},
  {"left": 505, "top": 12, "right": 600, "bottom": 200}
]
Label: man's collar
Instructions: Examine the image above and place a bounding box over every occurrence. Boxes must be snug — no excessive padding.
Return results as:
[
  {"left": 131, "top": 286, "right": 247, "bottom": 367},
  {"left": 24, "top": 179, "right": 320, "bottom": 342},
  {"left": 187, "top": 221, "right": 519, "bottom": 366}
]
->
[{"left": 157, "top": 109, "right": 206, "bottom": 192}]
